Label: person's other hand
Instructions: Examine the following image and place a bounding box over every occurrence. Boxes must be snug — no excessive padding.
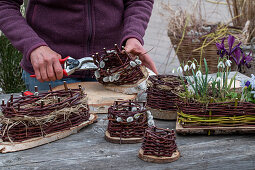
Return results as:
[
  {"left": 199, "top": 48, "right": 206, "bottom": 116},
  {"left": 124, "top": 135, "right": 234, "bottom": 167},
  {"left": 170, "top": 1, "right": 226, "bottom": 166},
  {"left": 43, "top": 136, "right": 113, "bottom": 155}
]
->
[
  {"left": 30, "top": 46, "right": 63, "bottom": 82},
  {"left": 124, "top": 38, "right": 158, "bottom": 74}
]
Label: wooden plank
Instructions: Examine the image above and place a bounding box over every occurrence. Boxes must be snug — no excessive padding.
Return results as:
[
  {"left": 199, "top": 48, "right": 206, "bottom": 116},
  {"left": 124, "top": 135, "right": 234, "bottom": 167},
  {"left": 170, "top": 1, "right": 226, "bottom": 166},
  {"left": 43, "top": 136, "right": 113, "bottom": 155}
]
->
[
  {"left": 0, "top": 114, "right": 97, "bottom": 153},
  {"left": 138, "top": 149, "right": 180, "bottom": 163},
  {"left": 176, "top": 119, "right": 255, "bottom": 135},
  {"left": 53, "top": 82, "right": 137, "bottom": 113}
]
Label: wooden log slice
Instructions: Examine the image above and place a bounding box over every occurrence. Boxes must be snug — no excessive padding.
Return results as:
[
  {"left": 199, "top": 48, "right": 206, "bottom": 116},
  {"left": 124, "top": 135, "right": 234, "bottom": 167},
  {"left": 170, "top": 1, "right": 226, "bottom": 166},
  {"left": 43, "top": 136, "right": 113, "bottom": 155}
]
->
[
  {"left": 148, "top": 107, "right": 177, "bottom": 120},
  {"left": 104, "top": 130, "right": 143, "bottom": 144},
  {"left": 0, "top": 114, "right": 98, "bottom": 153},
  {"left": 53, "top": 82, "right": 137, "bottom": 114},
  {"left": 104, "top": 66, "right": 149, "bottom": 95},
  {"left": 138, "top": 148, "right": 180, "bottom": 163}
]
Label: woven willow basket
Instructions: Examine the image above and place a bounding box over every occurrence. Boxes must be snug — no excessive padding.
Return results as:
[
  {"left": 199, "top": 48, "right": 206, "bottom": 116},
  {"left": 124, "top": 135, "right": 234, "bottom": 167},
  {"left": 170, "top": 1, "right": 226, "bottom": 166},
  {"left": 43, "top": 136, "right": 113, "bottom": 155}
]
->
[
  {"left": 177, "top": 99, "right": 255, "bottom": 128},
  {"left": 147, "top": 75, "right": 185, "bottom": 120},
  {"left": 168, "top": 27, "right": 241, "bottom": 74}
]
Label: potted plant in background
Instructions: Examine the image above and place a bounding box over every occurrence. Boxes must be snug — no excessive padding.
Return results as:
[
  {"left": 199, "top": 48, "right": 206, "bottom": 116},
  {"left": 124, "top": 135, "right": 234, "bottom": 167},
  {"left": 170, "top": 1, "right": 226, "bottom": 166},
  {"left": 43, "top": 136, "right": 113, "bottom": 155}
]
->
[{"left": 176, "top": 35, "right": 255, "bottom": 135}]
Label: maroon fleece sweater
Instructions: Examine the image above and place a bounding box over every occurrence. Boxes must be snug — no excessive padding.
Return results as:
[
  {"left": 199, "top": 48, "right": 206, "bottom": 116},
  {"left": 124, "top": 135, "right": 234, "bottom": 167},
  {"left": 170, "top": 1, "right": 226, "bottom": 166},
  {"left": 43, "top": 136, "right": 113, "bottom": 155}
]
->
[{"left": 0, "top": 0, "right": 153, "bottom": 78}]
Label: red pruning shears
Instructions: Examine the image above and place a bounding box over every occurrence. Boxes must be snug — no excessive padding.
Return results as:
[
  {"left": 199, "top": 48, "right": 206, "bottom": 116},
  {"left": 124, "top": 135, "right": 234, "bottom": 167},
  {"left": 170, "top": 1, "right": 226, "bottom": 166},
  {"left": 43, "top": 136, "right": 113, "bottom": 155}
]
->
[{"left": 30, "top": 56, "right": 98, "bottom": 78}]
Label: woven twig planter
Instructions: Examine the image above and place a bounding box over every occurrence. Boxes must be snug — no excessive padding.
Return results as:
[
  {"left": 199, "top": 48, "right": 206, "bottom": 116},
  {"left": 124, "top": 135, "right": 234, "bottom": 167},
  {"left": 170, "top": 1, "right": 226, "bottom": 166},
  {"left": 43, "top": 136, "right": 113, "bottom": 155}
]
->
[
  {"left": 177, "top": 99, "right": 255, "bottom": 128},
  {"left": 105, "top": 100, "right": 152, "bottom": 144},
  {"left": 0, "top": 87, "right": 90, "bottom": 143},
  {"left": 147, "top": 75, "right": 185, "bottom": 120},
  {"left": 138, "top": 127, "right": 180, "bottom": 163},
  {"left": 168, "top": 26, "right": 240, "bottom": 74},
  {"left": 93, "top": 45, "right": 147, "bottom": 86}
]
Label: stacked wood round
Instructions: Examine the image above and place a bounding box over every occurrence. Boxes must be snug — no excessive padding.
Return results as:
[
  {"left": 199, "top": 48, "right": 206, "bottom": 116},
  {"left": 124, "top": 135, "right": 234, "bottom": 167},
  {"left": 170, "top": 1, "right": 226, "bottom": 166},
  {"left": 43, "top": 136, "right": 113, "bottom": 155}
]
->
[
  {"left": 138, "top": 127, "right": 180, "bottom": 163},
  {"left": 105, "top": 101, "right": 148, "bottom": 143},
  {"left": 94, "top": 46, "right": 145, "bottom": 85},
  {"left": 147, "top": 75, "right": 185, "bottom": 120},
  {"left": 0, "top": 89, "right": 90, "bottom": 142}
]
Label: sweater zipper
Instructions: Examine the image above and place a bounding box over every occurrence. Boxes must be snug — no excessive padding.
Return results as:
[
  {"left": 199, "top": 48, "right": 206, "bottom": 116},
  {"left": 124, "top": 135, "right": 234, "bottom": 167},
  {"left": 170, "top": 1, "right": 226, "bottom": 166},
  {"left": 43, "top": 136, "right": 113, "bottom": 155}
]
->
[{"left": 87, "top": 0, "right": 93, "bottom": 55}]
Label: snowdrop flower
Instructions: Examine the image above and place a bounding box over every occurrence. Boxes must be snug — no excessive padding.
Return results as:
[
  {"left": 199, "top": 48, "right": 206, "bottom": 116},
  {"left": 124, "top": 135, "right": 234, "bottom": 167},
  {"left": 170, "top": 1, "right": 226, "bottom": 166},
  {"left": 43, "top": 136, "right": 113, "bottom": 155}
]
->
[
  {"left": 103, "top": 76, "right": 109, "bottom": 82},
  {"left": 116, "top": 117, "right": 122, "bottom": 122},
  {"left": 216, "top": 77, "right": 221, "bottom": 82},
  {"left": 100, "top": 61, "right": 105, "bottom": 68},
  {"left": 172, "top": 69, "right": 175, "bottom": 74},
  {"left": 127, "top": 117, "right": 134, "bottom": 122},
  {"left": 135, "top": 59, "right": 142, "bottom": 65},
  {"left": 217, "top": 61, "right": 225, "bottom": 68},
  {"left": 177, "top": 66, "right": 183, "bottom": 74},
  {"left": 196, "top": 70, "right": 202, "bottom": 77},
  {"left": 225, "top": 60, "right": 232, "bottom": 67},
  {"left": 184, "top": 65, "right": 189, "bottom": 72},
  {"left": 251, "top": 91, "right": 255, "bottom": 98},
  {"left": 190, "top": 63, "right": 196, "bottom": 70},
  {"left": 94, "top": 70, "right": 100, "bottom": 79},
  {"left": 130, "top": 61, "right": 137, "bottom": 67}
]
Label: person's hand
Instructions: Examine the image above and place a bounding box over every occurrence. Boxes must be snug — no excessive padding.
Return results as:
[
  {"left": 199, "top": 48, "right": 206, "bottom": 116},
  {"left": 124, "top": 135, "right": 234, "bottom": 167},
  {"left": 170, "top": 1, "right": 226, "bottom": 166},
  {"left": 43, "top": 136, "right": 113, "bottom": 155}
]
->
[
  {"left": 124, "top": 38, "right": 158, "bottom": 74},
  {"left": 30, "top": 46, "right": 63, "bottom": 82}
]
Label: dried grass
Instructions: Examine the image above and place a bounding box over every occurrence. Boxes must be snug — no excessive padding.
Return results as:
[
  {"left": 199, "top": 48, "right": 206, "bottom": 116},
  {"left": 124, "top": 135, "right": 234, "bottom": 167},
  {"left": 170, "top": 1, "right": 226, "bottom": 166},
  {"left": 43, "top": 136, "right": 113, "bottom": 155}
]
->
[{"left": 226, "top": 0, "right": 255, "bottom": 43}]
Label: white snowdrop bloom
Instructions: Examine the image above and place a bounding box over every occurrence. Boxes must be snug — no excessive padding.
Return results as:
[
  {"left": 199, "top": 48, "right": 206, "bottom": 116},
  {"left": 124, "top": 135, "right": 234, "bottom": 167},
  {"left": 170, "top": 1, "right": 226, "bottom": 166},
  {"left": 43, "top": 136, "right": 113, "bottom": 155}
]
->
[
  {"left": 131, "top": 107, "right": 137, "bottom": 112},
  {"left": 225, "top": 60, "right": 232, "bottom": 67},
  {"left": 109, "top": 76, "right": 114, "bottom": 82},
  {"left": 103, "top": 76, "right": 109, "bottom": 82},
  {"left": 130, "top": 61, "right": 137, "bottom": 67},
  {"left": 99, "top": 61, "right": 105, "bottom": 68},
  {"left": 134, "top": 113, "right": 140, "bottom": 119},
  {"left": 135, "top": 59, "right": 142, "bottom": 65},
  {"left": 177, "top": 66, "right": 183, "bottom": 74},
  {"left": 127, "top": 117, "right": 134, "bottom": 122},
  {"left": 172, "top": 69, "right": 175, "bottom": 74},
  {"left": 184, "top": 65, "right": 189, "bottom": 72},
  {"left": 217, "top": 61, "right": 225, "bottom": 68},
  {"left": 94, "top": 70, "right": 100, "bottom": 79},
  {"left": 190, "top": 63, "right": 196, "bottom": 70},
  {"left": 148, "top": 119, "right": 155, "bottom": 126},
  {"left": 116, "top": 117, "right": 122, "bottom": 122},
  {"left": 196, "top": 70, "right": 202, "bottom": 77},
  {"left": 216, "top": 77, "right": 221, "bottom": 82}
]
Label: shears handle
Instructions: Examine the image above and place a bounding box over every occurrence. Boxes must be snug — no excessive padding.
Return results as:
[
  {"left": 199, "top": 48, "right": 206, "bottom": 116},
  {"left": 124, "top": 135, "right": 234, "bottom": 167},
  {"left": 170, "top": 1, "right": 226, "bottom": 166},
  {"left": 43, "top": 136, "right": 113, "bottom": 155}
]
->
[{"left": 30, "top": 56, "right": 70, "bottom": 78}]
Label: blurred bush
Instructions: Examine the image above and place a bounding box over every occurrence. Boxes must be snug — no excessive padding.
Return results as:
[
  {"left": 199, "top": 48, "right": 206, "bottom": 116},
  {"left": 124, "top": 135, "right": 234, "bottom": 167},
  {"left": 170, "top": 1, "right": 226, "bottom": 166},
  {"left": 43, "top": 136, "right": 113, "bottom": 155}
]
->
[{"left": 0, "top": 35, "right": 26, "bottom": 93}]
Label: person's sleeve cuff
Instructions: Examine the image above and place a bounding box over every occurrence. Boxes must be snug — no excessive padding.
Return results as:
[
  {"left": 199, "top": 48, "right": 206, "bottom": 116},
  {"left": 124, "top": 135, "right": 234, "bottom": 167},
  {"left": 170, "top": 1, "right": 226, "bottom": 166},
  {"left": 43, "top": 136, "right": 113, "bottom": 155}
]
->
[
  {"left": 121, "top": 33, "right": 144, "bottom": 47},
  {"left": 25, "top": 42, "right": 48, "bottom": 61}
]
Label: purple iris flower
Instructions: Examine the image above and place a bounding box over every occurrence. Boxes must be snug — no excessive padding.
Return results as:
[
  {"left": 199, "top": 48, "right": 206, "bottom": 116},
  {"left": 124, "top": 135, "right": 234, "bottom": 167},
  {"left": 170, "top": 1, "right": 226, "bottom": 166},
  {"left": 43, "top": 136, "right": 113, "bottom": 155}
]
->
[
  {"left": 245, "top": 80, "right": 251, "bottom": 87},
  {"left": 227, "top": 35, "right": 242, "bottom": 62},
  {"left": 216, "top": 37, "right": 227, "bottom": 58},
  {"left": 240, "top": 52, "right": 253, "bottom": 68}
]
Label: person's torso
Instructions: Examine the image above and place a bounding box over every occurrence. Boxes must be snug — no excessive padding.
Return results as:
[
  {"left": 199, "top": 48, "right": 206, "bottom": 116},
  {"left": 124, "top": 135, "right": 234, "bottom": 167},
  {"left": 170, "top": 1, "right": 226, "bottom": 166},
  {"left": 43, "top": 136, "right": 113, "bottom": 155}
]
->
[{"left": 26, "top": 0, "right": 124, "bottom": 59}]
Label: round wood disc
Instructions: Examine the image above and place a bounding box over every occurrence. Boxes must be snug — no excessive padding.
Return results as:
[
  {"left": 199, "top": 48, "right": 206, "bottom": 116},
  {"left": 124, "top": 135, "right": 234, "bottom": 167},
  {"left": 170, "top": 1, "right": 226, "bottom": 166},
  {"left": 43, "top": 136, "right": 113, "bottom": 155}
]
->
[
  {"left": 104, "top": 130, "right": 143, "bottom": 144},
  {"left": 138, "top": 148, "right": 180, "bottom": 163},
  {"left": 148, "top": 107, "right": 177, "bottom": 120}
]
